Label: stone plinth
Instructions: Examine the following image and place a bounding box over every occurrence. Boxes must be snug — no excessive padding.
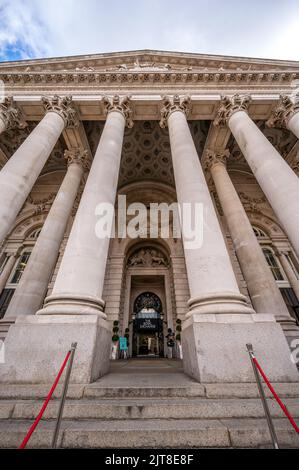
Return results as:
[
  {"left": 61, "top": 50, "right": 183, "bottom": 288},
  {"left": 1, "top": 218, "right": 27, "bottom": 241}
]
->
[
  {"left": 0, "top": 315, "right": 111, "bottom": 384},
  {"left": 182, "top": 313, "right": 299, "bottom": 383}
]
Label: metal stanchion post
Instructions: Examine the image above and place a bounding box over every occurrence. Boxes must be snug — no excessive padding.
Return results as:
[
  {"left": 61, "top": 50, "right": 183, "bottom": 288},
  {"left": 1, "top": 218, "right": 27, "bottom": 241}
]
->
[
  {"left": 52, "top": 342, "right": 77, "bottom": 449},
  {"left": 246, "top": 343, "right": 279, "bottom": 449}
]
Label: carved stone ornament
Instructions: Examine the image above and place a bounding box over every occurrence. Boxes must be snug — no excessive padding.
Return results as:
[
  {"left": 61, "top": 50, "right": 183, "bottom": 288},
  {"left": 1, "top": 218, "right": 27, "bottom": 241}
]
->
[
  {"left": 202, "top": 148, "right": 230, "bottom": 171},
  {"left": 0, "top": 97, "right": 27, "bottom": 131},
  {"left": 27, "top": 193, "right": 56, "bottom": 215},
  {"left": 239, "top": 192, "right": 266, "bottom": 213},
  {"left": 291, "top": 160, "right": 299, "bottom": 175},
  {"left": 64, "top": 148, "right": 91, "bottom": 171},
  {"left": 214, "top": 94, "right": 251, "bottom": 127},
  {"left": 102, "top": 95, "right": 133, "bottom": 128},
  {"left": 266, "top": 93, "right": 299, "bottom": 129},
  {"left": 128, "top": 247, "right": 168, "bottom": 267},
  {"left": 159, "top": 95, "right": 191, "bottom": 128},
  {"left": 41, "top": 95, "right": 78, "bottom": 128}
]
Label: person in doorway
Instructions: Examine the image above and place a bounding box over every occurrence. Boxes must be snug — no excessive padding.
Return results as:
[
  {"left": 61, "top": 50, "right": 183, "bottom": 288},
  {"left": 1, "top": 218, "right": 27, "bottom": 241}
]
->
[{"left": 166, "top": 328, "right": 175, "bottom": 359}]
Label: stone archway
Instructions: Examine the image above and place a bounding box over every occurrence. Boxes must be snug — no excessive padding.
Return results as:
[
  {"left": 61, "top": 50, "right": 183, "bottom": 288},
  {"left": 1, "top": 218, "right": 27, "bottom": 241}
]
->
[{"left": 121, "top": 242, "right": 176, "bottom": 358}]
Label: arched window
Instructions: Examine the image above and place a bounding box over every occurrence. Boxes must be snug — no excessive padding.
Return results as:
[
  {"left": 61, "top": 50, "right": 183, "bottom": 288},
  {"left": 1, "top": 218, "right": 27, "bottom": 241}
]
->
[
  {"left": 262, "top": 247, "right": 284, "bottom": 281},
  {"left": 28, "top": 228, "right": 42, "bottom": 240},
  {"left": 253, "top": 226, "right": 268, "bottom": 239},
  {"left": 0, "top": 249, "right": 32, "bottom": 317},
  {"left": 9, "top": 251, "right": 32, "bottom": 284}
]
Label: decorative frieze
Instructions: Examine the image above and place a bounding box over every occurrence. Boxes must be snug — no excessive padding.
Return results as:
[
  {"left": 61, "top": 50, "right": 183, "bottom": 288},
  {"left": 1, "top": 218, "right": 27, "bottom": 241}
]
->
[
  {"left": 266, "top": 93, "right": 299, "bottom": 128},
  {"left": 159, "top": 95, "right": 191, "bottom": 128},
  {"left": 41, "top": 95, "right": 78, "bottom": 128},
  {"left": 0, "top": 71, "right": 297, "bottom": 88},
  {"left": 214, "top": 94, "right": 251, "bottom": 127},
  {"left": 102, "top": 95, "right": 133, "bottom": 128},
  {"left": 0, "top": 97, "right": 27, "bottom": 131}
]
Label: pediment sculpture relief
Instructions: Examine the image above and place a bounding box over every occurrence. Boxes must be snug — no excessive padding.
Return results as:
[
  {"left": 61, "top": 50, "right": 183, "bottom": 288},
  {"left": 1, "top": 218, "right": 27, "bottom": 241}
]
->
[{"left": 128, "top": 247, "right": 168, "bottom": 267}]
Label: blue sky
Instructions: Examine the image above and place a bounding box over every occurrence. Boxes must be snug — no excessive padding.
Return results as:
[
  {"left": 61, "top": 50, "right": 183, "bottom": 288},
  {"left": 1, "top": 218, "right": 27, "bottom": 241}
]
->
[{"left": 0, "top": 0, "right": 299, "bottom": 62}]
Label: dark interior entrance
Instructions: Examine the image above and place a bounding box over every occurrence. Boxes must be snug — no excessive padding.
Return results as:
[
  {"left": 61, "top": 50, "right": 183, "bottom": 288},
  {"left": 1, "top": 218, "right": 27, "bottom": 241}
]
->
[{"left": 132, "top": 291, "right": 164, "bottom": 357}]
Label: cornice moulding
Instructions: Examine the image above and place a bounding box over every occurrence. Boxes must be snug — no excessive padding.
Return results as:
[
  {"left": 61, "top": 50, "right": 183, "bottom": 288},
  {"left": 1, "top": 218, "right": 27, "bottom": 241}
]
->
[{"left": 0, "top": 70, "right": 298, "bottom": 87}]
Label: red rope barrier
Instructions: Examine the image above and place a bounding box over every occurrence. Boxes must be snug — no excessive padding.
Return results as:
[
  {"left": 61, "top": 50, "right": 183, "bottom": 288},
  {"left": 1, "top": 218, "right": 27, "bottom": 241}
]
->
[
  {"left": 19, "top": 350, "right": 71, "bottom": 449},
  {"left": 252, "top": 356, "right": 299, "bottom": 434}
]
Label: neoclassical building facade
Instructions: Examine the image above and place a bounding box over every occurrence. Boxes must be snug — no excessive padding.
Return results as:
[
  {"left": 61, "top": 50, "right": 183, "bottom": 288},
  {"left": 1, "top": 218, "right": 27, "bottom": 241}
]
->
[{"left": 0, "top": 50, "right": 299, "bottom": 384}]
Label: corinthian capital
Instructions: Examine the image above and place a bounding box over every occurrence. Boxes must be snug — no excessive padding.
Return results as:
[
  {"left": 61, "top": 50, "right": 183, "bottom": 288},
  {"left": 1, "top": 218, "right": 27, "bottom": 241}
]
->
[
  {"left": 266, "top": 94, "right": 299, "bottom": 128},
  {"left": 159, "top": 95, "right": 191, "bottom": 128},
  {"left": 102, "top": 95, "right": 133, "bottom": 128},
  {"left": 214, "top": 94, "right": 251, "bottom": 127},
  {"left": 0, "top": 97, "right": 27, "bottom": 131},
  {"left": 202, "top": 148, "right": 230, "bottom": 171},
  {"left": 64, "top": 148, "right": 90, "bottom": 170},
  {"left": 42, "top": 95, "right": 78, "bottom": 128}
]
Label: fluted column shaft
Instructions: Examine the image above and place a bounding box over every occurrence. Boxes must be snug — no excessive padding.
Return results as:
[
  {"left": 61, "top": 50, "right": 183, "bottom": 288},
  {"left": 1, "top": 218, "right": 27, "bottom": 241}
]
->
[
  {"left": 206, "top": 152, "right": 294, "bottom": 325},
  {"left": 5, "top": 150, "right": 86, "bottom": 318},
  {"left": 38, "top": 96, "right": 132, "bottom": 318},
  {"left": 220, "top": 96, "right": 299, "bottom": 258},
  {"left": 0, "top": 252, "right": 19, "bottom": 296},
  {"left": 0, "top": 96, "right": 75, "bottom": 245},
  {"left": 161, "top": 97, "right": 253, "bottom": 316}
]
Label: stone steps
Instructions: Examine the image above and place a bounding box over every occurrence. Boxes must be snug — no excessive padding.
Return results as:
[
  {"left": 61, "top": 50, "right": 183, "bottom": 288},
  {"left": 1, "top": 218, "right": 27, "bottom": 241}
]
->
[
  {"left": 1, "top": 382, "right": 299, "bottom": 399},
  {"left": 0, "top": 418, "right": 298, "bottom": 449},
  {"left": 1, "top": 382, "right": 299, "bottom": 448},
  {"left": 2, "top": 397, "right": 299, "bottom": 420}
]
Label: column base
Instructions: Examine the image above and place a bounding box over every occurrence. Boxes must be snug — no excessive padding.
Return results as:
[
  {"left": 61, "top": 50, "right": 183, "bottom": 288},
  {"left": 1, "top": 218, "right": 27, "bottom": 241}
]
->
[
  {"left": 187, "top": 292, "right": 254, "bottom": 317},
  {"left": 182, "top": 312, "right": 299, "bottom": 383},
  {"left": 36, "top": 293, "right": 106, "bottom": 318},
  {"left": 0, "top": 314, "right": 111, "bottom": 384}
]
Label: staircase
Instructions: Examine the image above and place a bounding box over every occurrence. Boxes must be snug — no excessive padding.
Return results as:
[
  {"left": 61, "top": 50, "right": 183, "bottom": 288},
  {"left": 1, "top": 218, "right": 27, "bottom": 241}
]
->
[{"left": 0, "top": 359, "right": 299, "bottom": 449}]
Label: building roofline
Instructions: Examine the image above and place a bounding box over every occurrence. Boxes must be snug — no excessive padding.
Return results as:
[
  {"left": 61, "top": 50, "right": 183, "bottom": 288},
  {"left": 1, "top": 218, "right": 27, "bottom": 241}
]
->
[{"left": 1, "top": 48, "right": 299, "bottom": 67}]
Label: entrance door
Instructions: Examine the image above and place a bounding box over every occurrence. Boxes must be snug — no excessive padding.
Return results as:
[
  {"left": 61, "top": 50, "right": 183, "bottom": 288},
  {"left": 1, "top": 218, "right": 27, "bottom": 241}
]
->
[{"left": 132, "top": 292, "right": 164, "bottom": 357}]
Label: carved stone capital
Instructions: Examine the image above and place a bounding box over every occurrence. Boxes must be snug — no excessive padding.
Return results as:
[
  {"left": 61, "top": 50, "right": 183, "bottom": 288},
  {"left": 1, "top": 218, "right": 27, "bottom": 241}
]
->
[
  {"left": 0, "top": 97, "right": 27, "bottom": 131},
  {"left": 214, "top": 94, "right": 251, "bottom": 127},
  {"left": 102, "top": 95, "right": 133, "bottom": 128},
  {"left": 64, "top": 148, "right": 90, "bottom": 170},
  {"left": 291, "top": 160, "right": 299, "bottom": 175},
  {"left": 159, "top": 95, "right": 191, "bottom": 128},
  {"left": 202, "top": 148, "right": 230, "bottom": 171},
  {"left": 266, "top": 94, "right": 299, "bottom": 129},
  {"left": 41, "top": 95, "right": 78, "bottom": 128}
]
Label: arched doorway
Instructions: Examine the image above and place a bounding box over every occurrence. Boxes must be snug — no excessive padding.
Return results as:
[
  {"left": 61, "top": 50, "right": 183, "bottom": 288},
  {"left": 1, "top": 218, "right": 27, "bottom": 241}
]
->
[{"left": 132, "top": 291, "right": 164, "bottom": 357}]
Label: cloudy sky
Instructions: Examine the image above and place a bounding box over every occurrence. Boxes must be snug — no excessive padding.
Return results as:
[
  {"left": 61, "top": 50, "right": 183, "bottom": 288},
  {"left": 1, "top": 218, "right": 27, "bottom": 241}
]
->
[{"left": 0, "top": 0, "right": 299, "bottom": 62}]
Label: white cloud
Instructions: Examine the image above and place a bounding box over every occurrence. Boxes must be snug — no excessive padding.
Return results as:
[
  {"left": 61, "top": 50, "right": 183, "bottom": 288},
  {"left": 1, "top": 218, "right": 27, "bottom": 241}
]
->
[{"left": 0, "top": 0, "right": 299, "bottom": 61}]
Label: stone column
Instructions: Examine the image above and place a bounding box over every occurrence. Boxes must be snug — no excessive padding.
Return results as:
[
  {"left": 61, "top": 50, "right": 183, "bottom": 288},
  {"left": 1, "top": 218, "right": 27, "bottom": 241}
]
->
[
  {"left": 0, "top": 96, "right": 77, "bottom": 245},
  {"left": 0, "top": 97, "right": 27, "bottom": 136},
  {"left": 4, "top": 148, "right": 88, "bottom": 318},
  {"left": 1, "top": 96, "right": 133, "bottom": 384},
  {"left": 0, "top": 251, "right": 20, "bottom": 296},
  {"left": 37, "top": 96, "right": 132, "bottom": 317},
  {"left": 216, "top": 94, "right": 299, "bottom": 258},
  {"left": 276, "top": 250, "right": 299, "bottom": 300},
  {"left": 203, "top": 149, "right": 296, "bottom": 333},
  {"left": 160, "top": 96, "right": 253, "bottom": 317},
  {"left": 160, "top": 95, "right": 298, "bottom": 383},
  {"left": 266, "top": 93, "right": 299, "bottom": 139}
]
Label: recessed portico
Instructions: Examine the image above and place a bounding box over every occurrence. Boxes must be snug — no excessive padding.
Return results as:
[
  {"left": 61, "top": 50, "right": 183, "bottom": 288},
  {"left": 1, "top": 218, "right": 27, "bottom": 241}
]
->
[{"left": 0, "top": 50, "right": 298, "bottom": 385}]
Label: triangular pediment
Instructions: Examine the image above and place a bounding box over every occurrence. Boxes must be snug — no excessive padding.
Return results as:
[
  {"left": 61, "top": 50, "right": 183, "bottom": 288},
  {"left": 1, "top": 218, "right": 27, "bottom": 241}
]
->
[{"left": 1, "top": 49, "right": 299, "bottom": 73}]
